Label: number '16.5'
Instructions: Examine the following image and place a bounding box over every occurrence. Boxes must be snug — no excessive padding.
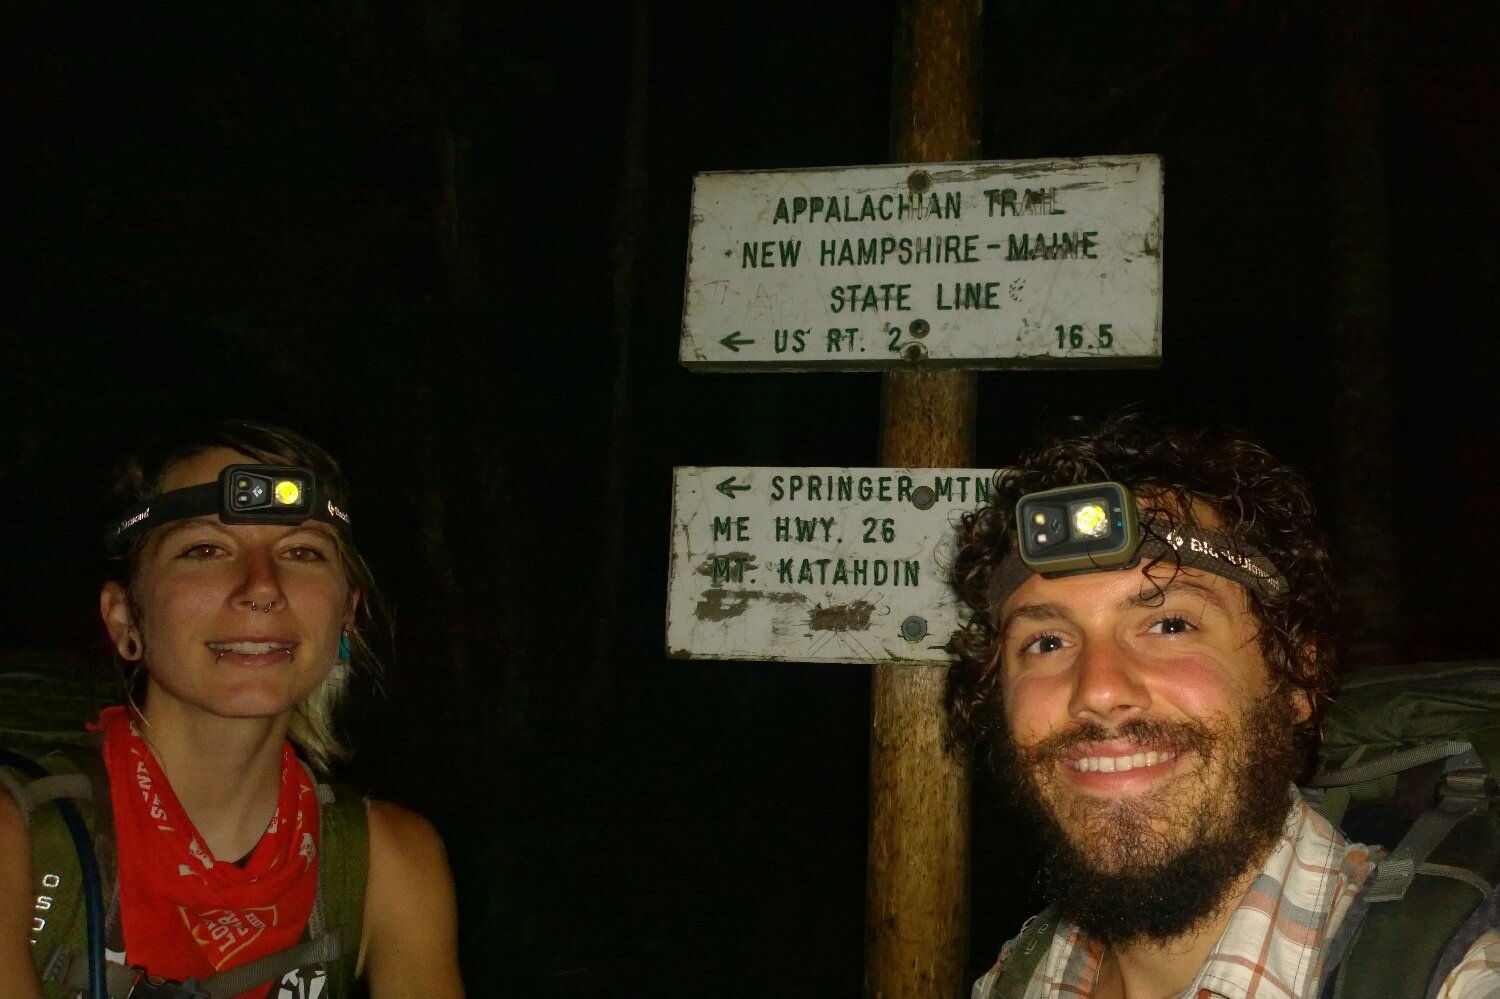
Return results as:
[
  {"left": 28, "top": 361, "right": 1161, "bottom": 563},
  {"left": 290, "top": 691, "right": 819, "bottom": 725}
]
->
[{"left": 1056, "top": 323, "right": 1113, "bottom": 349}]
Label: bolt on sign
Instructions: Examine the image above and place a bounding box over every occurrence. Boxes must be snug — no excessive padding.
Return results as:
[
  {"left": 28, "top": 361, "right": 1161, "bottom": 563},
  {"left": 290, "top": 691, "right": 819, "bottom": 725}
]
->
[
  {"left": 667, "top": 466, "right": 998, "bottom": 664},
  {"left": 680, "top": 154, "right": 1162, "bottom": 371}
]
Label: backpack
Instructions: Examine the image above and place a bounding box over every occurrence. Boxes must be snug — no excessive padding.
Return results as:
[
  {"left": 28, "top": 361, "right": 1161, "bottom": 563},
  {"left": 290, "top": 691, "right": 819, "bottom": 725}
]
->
[
  {"left": 0, "top": 670, "right": 369, "bottom": 998},
  {"left": 1303, "top": 660, "right": 1500, "bottom": 998},
  {"left": 979, "top": 660, "right": 1500, "bottom": 998}
]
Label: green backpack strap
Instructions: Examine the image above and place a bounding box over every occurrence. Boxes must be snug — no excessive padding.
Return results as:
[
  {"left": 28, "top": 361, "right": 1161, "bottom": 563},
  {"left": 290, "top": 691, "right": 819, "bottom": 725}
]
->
[
  {"left": 983, "top": 905, "right": 1061, "bottom": 999},
  {"left": 1319, "top": 751, "right": 1500, "bottom": 998},
  {"left": 315, "top": 780, "right": 370, "bottom": 996}
]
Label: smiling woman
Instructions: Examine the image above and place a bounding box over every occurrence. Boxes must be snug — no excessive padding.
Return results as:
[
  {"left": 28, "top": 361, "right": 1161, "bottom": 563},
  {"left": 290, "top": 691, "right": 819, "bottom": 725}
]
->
[{"left": 0, "top": 422, "right": 464, "bottom": 998}]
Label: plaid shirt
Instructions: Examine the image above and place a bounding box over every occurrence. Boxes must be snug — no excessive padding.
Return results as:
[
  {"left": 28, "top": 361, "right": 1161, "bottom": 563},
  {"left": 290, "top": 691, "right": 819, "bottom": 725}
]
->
[{"left": 973, "top": 790, "right": 1500, "bottom": 998}]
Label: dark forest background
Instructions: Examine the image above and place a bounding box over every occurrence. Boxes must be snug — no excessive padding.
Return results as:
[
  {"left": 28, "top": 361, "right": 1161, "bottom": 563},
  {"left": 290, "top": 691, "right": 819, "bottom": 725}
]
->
[{"left": 3, "top": 1, "right": 1497, "bottom": 993}]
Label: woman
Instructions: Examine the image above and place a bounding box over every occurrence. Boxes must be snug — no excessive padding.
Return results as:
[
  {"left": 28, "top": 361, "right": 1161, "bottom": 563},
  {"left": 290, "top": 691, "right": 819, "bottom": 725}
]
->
[{"left": 0, "top": 422, "right": 463, "bottom": 997}]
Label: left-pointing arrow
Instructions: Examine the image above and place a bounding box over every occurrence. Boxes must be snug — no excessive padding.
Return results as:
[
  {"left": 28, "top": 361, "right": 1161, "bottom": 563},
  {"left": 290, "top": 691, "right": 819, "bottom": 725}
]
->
[
  {"left": 716, "top": 476, "right": 751, "bottom": 499},
  {"left": 719, "top": 331, "right": 754, "bottom": 352}
]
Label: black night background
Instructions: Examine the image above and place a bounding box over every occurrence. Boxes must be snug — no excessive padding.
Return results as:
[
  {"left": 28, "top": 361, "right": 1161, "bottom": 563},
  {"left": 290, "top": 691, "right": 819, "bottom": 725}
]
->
[{"left": 3, "top": 1, "right": 1497, "bottom": 993}]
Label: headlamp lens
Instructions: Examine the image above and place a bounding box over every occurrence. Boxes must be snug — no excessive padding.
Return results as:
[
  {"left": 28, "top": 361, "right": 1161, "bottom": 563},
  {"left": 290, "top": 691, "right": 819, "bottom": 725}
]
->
[
  {"left": 273, "top": 479, "right": 302, "bottom": 506},
  {"left": 1070, "top": 501, "right": 1110, "bottom": 539}
]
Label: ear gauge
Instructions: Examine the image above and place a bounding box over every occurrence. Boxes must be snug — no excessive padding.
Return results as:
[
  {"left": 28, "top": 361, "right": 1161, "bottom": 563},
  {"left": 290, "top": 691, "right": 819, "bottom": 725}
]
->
[
  {"left": 121, "top": 632, "right": 143, "bottom": 661},
  {"left": 338, "top": 631, "right": 351, "bottom": 663}
]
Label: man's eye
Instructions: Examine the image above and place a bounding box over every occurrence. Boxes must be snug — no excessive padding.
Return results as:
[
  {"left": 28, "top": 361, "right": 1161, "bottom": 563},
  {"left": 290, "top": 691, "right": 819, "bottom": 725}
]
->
[
  {"left": 180, "top": 543, "right": 222, "bottom": 559},
  {"left": 1147, "top": 616, "right": 1193, "bottom": 635},
  {"left": 1021, "top": 632, "right": 1068, "bottom": 655},
  {"left": 284, "top": 546, "right": 327, "bottom": 562}
]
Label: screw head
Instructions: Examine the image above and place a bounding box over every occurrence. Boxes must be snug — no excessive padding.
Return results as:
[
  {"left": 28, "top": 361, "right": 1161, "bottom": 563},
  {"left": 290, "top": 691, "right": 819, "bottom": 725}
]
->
[
  {"left": 900, "top": 615, "right": 928, "bottom": 642},
  {"left": 911, "top": 485, "right": 936, "bottom": 510},
  {"left": 907, "top": 170, "right": 932, "bottom": 194},
  {"left": 909, "top": 318, "right": 930, "bottom": 339},
  {"left": 902, "top": 342, "right": 927, "bottom": 363}
]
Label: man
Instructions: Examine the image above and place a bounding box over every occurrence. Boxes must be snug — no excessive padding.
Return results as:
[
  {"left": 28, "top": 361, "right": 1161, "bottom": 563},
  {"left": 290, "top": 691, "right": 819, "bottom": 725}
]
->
[{"left": 947, "top": 414, "right": 1500, "bottom": 998}]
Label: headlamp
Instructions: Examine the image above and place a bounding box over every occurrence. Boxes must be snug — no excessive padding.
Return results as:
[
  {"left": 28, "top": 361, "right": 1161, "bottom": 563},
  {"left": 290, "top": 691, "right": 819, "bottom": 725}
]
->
[
  {"left": 989, "top": 480, "right": 1288, "bottom": 610},
  {"left": 105, "top": 464, "right": 353, "bottom": 555},
  {"left": 1016, "top": 482, "right": 1141, "bottom": 575}
]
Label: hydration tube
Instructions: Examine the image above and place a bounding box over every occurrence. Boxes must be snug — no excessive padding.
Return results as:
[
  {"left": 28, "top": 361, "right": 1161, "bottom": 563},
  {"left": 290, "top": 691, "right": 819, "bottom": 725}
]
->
[{"left": 1, "top": 751, "right": 108, "bottom": 999}]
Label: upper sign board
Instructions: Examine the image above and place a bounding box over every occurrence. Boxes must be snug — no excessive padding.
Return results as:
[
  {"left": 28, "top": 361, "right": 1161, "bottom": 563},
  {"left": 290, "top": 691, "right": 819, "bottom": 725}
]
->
[
  {"left": 681, "top": 154, "right": 1162, "bottom": 370},
  {"left": 667, "top": 465, "right": 997, "bottom": 664}
]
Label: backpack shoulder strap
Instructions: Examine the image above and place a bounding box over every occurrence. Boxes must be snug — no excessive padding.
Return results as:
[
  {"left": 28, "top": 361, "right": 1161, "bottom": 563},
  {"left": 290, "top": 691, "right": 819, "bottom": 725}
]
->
[
  {"left": 981, "top": 905, "right": 1061, "bottom": 999},
  {"left": 314, "top": 779, "right": 369, "bottom": 995},
  {"left": 1321, "top": 773, "right": 1500, "bottom": 998}
]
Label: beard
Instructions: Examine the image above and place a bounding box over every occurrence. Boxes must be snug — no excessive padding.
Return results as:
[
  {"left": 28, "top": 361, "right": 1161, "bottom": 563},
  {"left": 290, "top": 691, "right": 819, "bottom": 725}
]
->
[{"left": 1001, "top": 692, "right": 1303, "bottom": 946}]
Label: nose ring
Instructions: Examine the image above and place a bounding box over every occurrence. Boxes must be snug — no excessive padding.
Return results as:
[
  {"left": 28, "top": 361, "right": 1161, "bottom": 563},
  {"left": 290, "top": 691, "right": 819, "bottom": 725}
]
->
[{"left": 250, "top": 600, "right": 275, "bottom": 613}]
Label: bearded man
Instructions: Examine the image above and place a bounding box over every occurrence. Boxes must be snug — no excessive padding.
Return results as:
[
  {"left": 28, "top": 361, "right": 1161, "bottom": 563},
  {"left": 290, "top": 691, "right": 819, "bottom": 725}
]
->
[{"left": 947, "top": 415, "right": 1500, "bottom": 998}]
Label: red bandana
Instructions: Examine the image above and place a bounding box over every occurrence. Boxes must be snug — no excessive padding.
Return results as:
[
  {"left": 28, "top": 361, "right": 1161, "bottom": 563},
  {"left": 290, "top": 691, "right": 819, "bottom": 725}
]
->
[{"left": 98, "top": 707, "right": 320, "bottom": 998}]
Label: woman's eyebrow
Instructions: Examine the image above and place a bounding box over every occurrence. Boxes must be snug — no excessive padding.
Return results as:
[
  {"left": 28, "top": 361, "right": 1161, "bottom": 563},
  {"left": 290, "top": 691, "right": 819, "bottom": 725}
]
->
[
  {"left": 285, "top": 523, "right": 339, "bottom": 542},
  {"left": 150, "top": 517, "right": 231, "bottom": 545}
]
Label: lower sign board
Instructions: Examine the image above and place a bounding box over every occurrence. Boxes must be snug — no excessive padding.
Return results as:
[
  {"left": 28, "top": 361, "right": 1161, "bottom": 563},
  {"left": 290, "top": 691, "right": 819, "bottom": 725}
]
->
[{"left": 667, "top": 466, "right": 998, "bottom": 664}]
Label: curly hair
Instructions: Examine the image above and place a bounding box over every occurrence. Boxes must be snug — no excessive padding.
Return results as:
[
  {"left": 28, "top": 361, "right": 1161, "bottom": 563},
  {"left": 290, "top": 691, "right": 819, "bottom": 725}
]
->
[
  {"left": 105, "top": 420, "right": 391, "bottom": 773},
  {"left": 947, "top": 412, "right": 1338, "bottom": 751}
]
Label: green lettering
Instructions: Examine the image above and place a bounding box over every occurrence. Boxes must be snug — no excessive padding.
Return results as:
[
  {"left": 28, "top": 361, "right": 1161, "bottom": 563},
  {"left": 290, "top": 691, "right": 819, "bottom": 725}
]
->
[{"left": 712, "top": 556, "right": 743, "bottom": 584}]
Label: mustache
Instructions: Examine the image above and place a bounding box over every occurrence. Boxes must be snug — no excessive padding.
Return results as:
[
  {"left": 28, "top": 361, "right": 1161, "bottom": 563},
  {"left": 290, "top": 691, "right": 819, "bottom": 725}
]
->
[{"left": 1014, "top": 716, "right": 1219, "bottom": 769}]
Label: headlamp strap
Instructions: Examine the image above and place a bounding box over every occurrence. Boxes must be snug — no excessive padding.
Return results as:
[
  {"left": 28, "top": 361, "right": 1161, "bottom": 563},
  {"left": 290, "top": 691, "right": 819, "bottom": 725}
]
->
[
  {"left": 105, "top": 483, "right": 221, "bottom": 554},
  {"left": 989, "top": 520, "right": 1287, "bottom": 611},
  {"left": 104, "top": 470, "right": 352, "bottom": 555}
]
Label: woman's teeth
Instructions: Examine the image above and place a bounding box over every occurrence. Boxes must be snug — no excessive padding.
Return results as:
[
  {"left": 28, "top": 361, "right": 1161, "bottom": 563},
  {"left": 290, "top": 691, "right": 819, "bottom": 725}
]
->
[{"left": 208, "top": 642, "right": 294, "bottom": 654}]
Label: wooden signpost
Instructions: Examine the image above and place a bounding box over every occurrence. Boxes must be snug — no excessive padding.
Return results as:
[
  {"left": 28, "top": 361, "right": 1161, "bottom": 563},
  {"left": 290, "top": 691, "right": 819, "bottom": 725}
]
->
[{"left": 668, "top": 1, "right": 1163, "bottom": 993}]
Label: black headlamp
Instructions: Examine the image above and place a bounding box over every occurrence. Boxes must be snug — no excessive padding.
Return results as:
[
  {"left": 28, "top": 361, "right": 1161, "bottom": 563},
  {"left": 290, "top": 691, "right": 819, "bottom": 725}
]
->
[
  {"left": 104, "top": 464, "right": 353, "bottom": 555},
  {"left": 989, "top": 481, "right": 1288, "bottom": 609}
]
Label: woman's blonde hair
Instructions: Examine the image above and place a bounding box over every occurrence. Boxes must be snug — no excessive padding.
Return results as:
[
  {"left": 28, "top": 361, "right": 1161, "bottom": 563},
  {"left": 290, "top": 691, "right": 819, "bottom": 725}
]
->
[{"left": 106, "top": 421, "right": 389, "bottom": 772}]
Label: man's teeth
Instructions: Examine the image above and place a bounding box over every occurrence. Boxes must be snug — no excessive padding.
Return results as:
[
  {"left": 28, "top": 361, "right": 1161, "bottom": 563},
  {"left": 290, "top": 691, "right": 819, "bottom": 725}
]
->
[
  {"left": 208, "top": 642, "right": 294, "bottom": 654},
  {"left": 1069, "top": 750, "right": 1176, "bottom": 773}
]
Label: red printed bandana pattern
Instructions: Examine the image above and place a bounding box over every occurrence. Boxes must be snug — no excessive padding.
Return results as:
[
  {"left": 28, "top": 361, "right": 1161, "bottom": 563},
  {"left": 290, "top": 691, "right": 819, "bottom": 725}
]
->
[{"left": 98, "top": 707, "right": 320, "bottom": 998}]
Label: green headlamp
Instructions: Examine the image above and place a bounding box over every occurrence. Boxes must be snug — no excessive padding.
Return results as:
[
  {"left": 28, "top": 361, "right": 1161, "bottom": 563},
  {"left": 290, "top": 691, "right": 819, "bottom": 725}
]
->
[
  {"left": 1016, "top": 481, "right": 1141, "bottom": 576},
  {"left": 989, "top": 480, "right": 1288, "bottom": 609}
]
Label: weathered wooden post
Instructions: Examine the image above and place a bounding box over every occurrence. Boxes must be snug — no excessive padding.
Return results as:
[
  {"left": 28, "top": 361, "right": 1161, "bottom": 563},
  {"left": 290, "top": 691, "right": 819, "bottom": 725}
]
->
[
  {"left": 669, "top": 7, "right": 1160, "bottom": 993},
  {"left": 866, "top": 1, "right": 981, "bottom": 995}
]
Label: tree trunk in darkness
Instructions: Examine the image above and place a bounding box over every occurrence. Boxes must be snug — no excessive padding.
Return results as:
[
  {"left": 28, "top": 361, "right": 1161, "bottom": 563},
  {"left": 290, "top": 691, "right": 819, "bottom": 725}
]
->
[
  {"left": 1323, "top": 0, "right": 1397, "bottom": 671},
  {"left": 421, "top": 0, "right": 475, "bottom": 684},
  {"left": 580, "top": 0, "right": 651, "bottom": 742}
]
